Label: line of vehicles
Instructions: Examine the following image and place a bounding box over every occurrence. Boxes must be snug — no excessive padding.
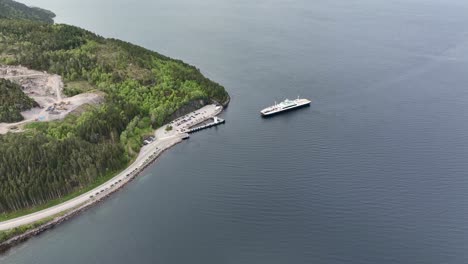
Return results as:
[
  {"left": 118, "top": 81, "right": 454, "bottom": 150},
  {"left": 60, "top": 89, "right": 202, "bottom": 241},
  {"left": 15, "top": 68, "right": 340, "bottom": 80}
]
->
[
  {"left": 89, "top": 146, "right": 162, "bottom": 199},
  {"left": 89, "top": 99, "right": 310, "bottom": 200},
  {"left": 171, "top": 104, "right": 223, "bottom": 133}
]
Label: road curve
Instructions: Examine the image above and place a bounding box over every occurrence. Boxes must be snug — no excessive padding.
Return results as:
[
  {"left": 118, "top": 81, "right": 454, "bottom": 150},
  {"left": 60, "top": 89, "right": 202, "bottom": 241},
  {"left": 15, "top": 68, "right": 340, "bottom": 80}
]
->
[{"left": 0, "top": 104, "right": 222, "bottom": 231}]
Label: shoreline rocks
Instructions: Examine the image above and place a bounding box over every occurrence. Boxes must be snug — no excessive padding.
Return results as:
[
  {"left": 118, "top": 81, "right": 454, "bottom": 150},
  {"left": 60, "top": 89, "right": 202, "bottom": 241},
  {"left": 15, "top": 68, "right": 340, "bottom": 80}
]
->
[{"left": 0, "top": 136, "right": 182, "bottom": 254}]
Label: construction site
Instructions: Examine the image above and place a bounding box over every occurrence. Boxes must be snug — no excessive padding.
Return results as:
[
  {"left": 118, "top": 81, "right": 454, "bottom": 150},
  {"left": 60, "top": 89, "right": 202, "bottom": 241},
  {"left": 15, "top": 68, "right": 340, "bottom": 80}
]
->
[{"left": 0, "top": 66, "right": 104, "bottom": 134}]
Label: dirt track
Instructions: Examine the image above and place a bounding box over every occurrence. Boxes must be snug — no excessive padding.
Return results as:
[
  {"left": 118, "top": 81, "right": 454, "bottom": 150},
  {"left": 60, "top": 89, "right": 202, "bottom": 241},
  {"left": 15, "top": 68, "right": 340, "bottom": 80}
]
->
[{"left": 0, "top": 66, "right": 103, "bottom": 134}]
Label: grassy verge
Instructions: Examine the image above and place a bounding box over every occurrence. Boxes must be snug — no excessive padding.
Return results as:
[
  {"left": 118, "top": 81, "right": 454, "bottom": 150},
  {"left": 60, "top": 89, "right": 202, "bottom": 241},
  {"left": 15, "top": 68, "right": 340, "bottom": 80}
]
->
[
  {"left": 0, "top": 157, "right": 136, "bottom": 223},
  {"left": 1, "top": 115, "right": 157, "bottom": 222},
  {"left": 0, "top": 215, "right": 57, "bottom": 244}
]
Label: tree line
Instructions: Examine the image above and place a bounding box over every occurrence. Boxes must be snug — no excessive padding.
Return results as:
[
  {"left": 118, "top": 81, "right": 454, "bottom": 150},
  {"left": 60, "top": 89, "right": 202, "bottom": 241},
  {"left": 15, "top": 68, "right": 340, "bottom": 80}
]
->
[
  {"left": 0, "top": 78, "right": 38, "bottom": 123},
  {"left": 0, "top": 17, "right": 228, "bottom": 214}
]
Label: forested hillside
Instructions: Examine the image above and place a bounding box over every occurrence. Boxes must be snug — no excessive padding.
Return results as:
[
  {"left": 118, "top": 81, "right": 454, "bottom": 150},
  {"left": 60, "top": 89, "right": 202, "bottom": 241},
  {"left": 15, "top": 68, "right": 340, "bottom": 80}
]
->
[
  {"left": 0, "top": 0, "right": 55, "bottom": 23},
  {"left": 0, "top": 14, "right": 228, "bottom": 213},
  {"left": 0, "top": 78, "right": 38, "bottom": 123}
]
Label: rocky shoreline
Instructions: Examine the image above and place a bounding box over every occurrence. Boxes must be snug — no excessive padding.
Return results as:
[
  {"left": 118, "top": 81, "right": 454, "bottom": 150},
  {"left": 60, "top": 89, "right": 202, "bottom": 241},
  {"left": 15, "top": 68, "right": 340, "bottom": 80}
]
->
[
  {"left": 0, "top": 102, "right": 226, "bottom": 254},
  {"left": 0, "top": 137, "right": 182, "bottom": 254}
]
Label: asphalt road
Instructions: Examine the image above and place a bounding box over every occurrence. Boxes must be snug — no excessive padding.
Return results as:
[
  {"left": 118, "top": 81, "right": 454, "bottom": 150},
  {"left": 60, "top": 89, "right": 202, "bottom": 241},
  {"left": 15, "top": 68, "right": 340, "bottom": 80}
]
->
[{"left": 0, "top": 104, "right": 222, "bottom": 231}]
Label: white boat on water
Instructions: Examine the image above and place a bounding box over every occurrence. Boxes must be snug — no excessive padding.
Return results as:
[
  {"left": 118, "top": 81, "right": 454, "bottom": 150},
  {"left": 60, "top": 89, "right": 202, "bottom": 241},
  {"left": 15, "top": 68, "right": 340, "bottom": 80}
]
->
[{"left": 260, "top": 98, "right": 311, "bottom": 116}]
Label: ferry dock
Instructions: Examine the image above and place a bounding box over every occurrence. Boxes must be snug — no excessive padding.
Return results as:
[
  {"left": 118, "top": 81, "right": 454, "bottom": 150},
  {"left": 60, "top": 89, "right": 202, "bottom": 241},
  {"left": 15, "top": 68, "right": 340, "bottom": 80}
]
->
[{"left": 186, "top": 116, "right": 225, "bottom": 133}]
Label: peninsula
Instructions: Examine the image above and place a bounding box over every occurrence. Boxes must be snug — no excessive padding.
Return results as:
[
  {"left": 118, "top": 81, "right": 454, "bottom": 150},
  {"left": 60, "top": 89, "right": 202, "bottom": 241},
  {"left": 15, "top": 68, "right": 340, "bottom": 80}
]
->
[{"left": 0, "top": 0, "right": 229, "bottom": 250}]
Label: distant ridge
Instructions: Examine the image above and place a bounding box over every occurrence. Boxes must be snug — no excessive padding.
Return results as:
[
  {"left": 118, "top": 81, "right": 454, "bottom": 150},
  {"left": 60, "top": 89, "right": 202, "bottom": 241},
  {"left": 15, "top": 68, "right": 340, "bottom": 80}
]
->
[{"left": 0, "top": 0, "right": 55, "bottom": 23}]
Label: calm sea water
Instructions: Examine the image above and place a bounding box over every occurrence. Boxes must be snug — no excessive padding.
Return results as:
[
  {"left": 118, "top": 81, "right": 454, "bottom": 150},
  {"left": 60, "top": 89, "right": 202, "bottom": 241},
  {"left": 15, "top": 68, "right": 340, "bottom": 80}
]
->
[{"left": 3, "top": 0, "right": 468, "bottom": 263}]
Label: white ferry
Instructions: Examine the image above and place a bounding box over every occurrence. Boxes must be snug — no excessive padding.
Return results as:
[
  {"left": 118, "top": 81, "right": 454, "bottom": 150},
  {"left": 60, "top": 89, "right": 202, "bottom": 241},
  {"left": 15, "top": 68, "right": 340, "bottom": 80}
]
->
[{"left": 260, "top": 98, "right": 311, "bottom": 116}]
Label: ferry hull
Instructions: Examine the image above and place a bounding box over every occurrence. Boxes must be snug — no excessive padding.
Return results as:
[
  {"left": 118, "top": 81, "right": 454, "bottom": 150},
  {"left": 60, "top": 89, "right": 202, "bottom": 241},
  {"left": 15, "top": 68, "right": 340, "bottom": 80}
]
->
[{"left": 261, "top": 101, "right": 310, "bottom": 117}]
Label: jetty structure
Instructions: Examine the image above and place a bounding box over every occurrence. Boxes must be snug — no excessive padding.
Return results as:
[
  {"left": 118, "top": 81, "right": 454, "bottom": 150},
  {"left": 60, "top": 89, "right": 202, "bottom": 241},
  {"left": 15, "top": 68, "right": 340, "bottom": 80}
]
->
[
  {"left": 0, "top": 104, "right": 225, "bottom": 232},
  {"left": 260, "top": 97, "right": 311, "bottom": 116},
  {"left": 186, "top": 116, "right": 225, "bottom": 133}
]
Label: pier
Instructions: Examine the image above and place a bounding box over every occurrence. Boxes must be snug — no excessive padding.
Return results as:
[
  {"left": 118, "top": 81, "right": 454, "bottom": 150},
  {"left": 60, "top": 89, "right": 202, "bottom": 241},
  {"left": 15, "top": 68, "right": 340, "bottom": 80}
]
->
[{"left": 187, "top": 116, "right": 225, "bottom": 133}]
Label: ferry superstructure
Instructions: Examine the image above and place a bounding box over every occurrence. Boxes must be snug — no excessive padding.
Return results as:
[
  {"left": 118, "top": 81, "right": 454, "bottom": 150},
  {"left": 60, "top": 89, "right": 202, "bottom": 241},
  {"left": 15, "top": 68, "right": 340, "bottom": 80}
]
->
[{"left": 260, "top": 98, "right": 311, "bottom": 116}]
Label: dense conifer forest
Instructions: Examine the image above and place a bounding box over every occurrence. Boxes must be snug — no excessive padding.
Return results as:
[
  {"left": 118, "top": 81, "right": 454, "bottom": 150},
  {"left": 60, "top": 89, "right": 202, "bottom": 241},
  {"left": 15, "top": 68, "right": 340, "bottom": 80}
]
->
[
  {"left": 0, "top": 78, "right": 38, "bottom": 122},
  {"left": 0, "top": 1, "right": 228, "bottom": 214}
]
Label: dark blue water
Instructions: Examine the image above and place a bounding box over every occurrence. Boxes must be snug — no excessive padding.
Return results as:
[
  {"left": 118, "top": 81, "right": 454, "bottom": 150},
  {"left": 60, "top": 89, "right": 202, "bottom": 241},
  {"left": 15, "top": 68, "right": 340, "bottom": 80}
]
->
[{"left": 3, "top": 0, "right": 468, "bottom": 263}]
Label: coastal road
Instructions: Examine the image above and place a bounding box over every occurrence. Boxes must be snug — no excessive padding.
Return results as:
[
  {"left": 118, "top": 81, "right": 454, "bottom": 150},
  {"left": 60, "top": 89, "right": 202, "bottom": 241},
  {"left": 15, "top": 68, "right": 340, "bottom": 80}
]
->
[
  {"left": 0, "top": 135, "right": 181, "bottom": 231},
  {"left": 0, "top": 104, "right": 222, "bottom": 231}
]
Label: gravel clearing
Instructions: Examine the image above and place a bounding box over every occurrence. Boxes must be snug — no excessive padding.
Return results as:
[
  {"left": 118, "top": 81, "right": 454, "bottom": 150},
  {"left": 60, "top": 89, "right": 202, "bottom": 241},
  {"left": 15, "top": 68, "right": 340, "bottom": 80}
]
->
[{"left": 0, "top": 66, "right": 103, "bottom": 134}]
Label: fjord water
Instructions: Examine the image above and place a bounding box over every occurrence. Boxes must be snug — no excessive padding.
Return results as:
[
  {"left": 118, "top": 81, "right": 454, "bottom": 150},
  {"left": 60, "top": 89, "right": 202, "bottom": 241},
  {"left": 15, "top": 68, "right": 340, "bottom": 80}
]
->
[{"left": 3, "top": 0, "right": 468, "bottom": 263}]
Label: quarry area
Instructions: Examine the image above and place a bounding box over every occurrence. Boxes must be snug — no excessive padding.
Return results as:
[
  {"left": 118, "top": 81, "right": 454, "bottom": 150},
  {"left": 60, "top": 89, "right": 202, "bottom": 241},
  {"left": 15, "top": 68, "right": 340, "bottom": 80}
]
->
[{"left": 0, "top": 66, "right": 103, "bottom": 134}]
